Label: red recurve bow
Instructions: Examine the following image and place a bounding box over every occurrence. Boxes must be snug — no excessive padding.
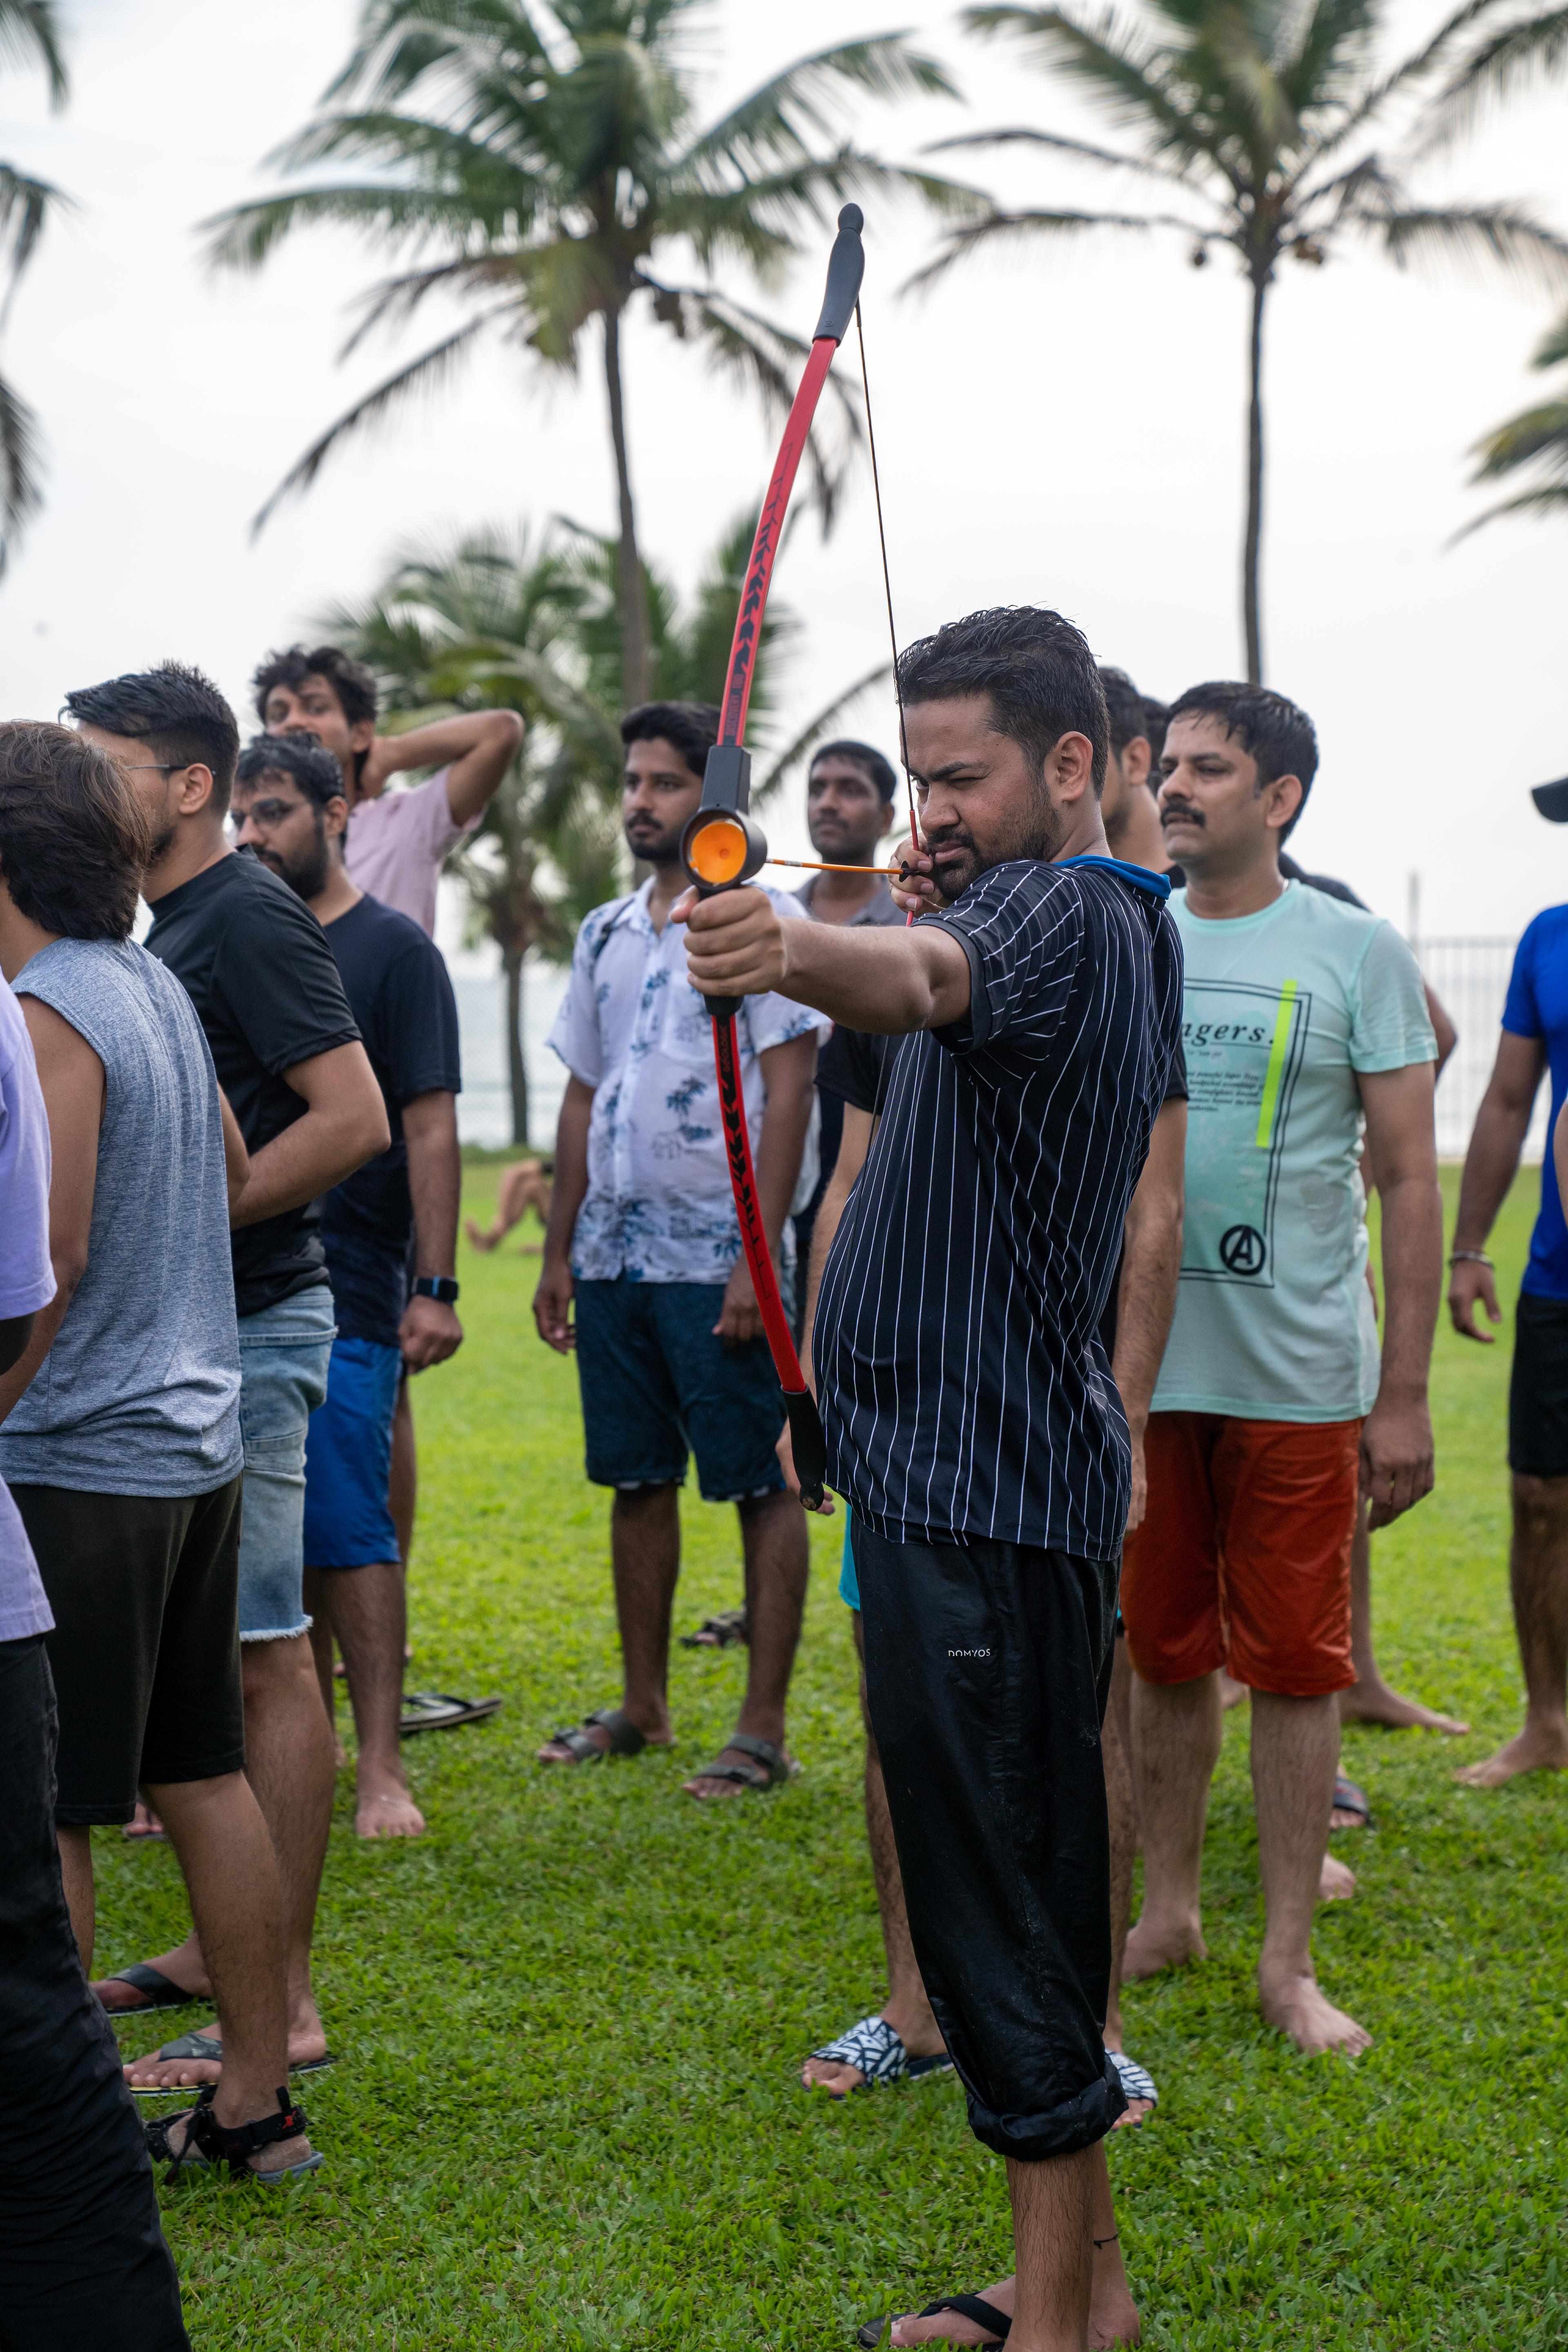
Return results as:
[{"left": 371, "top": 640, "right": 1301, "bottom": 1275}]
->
[{"left": 677, "top": 204, "right": 868, "bottom": 1514}]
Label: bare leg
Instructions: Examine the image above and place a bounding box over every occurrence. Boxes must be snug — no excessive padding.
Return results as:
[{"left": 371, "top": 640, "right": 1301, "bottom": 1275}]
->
[
  {"left": 1218, "top": 1671, "right": 1250, "bottom": 1710},
  {"left": 464, "top": 1161, "right": 531, "bottom": 1251},
  {"left": 1100, "top": 1645, "right": 1152, "bottom": 2125},
  {"left": 390, "top": 1378, "right": 416, "bottom": 1577},
  {"left": 1339, "top": 1505, "right": 1470, "bottom": 1734},
  {"left": 307, "top": 1562, "right": 423, "bottom": 1839},
  {"left": 57, "top": 1822, "right": 95, "bottom": 1972},
  {"left": 684, "top": 1487, "right": 808, "bottom": 1798},
  {"left": 1122, "top": 1671, "right": 1221, "bottom": 1979},
  {"left": 803, "top": 1613, "right": 946, "bottom": 2093},
  {"left": 122, "top": 1631, "right": 336, "bottom": 2089},
  {"left": 1251, "top": 1690, "right": 1370, "bottom": 2054},
  {"left": 1456, "top": 1472, "right": 1568, "bottom": 1786},
  {"left": 143, "top": 1771, "right": 314, "bottom": 2169},
  {"left": 538, "top": 1483, "right": 680, "bottom": 1760},
  {"left": 891, "top": 2147, "right": 1138, "bottom": 2348},
  {"left": 307, "top": 1599, "right": 349, "bottom": 1771}
]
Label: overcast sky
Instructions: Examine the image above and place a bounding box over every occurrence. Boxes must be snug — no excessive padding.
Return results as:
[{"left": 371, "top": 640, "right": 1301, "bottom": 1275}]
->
[{"left": 2, "top": 0, "right": 1567, "bottom": 947}]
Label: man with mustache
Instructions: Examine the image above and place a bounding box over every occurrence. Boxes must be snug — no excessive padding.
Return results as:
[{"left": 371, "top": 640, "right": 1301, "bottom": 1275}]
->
[
  {"left": 533, "top": 702, "right": 826, "bottom": 1800},
  {"left": 683, "top": 608, "right": 1182, "bottom": 2352},
  {"left": 1118, "top": 682, "right": 1441, "bottom": 2060},
  {"left": 228, "top": 733, "right": 463, "bottom": 1843}
]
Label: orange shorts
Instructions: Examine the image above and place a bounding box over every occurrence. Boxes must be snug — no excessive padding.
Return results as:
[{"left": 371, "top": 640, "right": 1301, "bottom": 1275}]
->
[{"left": 1120, "top": 1412, "right": 1361, "bottom": 1697}]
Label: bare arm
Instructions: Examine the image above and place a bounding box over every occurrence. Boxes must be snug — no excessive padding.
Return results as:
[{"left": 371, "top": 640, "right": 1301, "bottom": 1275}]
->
[
  {"left": 1113, "top": 1098, "right": 1186, "bottom": 1535},
  {"left": 218, "top": 1087, "right": 251, "bottom": 1218},
  {"left": 680, "top": 886, "right": 971, "bottom": 1035},
  {"left": 0, "top": 1314, "right": 34, "bottom": 1377},
  {"left": 715, "top": 1029, "right": 820, "bottom": 1345},
  {"left": 1424, "top": 983, "right": 1458, "bottom": 1081},
  {"left": 533, "top": 1075, "right": 594, "bottom": 1353},
  {"left": 398, "top": 1090, "right": 463, "bottom": 1372},
  {"left": 0, "top": 1000, "right": 102, "bottom": 1425},
  {"left": 228, "top": 1041, "right": 390, "bottom": 1229},
  {"left": 362, "top": 710, "right": 524, "bottom": 828},
  {"left": 1359, "top": 1059, "right": 1442, "bottom": 1527},
  {"left": 1449, "top": 1030, "right": 1545, "bottom": 1342}
]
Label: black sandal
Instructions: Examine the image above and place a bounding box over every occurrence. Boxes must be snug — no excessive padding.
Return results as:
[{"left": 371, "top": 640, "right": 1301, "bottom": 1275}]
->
[
  {"left": 145, "top": 2085, "right": 324, "bottom": 2185},
  {"left": 684, "top": 1732, "right": 797, "bottom": 1793},
  {"left": 542, "top": 1707, "right": 648, "bottom": 1764},
  {"left": 679, "top": 1608, "right": 750, "bottom": 1649},
  {"left": 96, "top": 1962, "right": 200, "bottom": 2019},
  {"left": 857, "top": 2294, "right": 1011, "bottom": 2347}
]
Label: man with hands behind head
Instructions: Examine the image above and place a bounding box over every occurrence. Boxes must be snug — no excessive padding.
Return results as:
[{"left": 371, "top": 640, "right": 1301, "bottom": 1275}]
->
[
  {"left": 65, "top": 663, "right": 388, "bottom": 2097},
  {"left": 684, "top": 608, "right": 1180, "bottom": 2352},
  {"left": 230, "top": 732, "right": 463, "bottom": 1842}
]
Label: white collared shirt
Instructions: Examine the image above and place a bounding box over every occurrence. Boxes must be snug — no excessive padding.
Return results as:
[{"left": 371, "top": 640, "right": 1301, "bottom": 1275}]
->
[{"left": 548, "top": 877, "right": 830, "bottom": 1284}]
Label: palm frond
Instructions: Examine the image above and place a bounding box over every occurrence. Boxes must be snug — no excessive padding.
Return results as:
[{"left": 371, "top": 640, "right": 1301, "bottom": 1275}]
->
[
  {"left": 674, "top": 289, "right": 866, "bottom": 535},
  {"left": 905, "top": 203, "right": 1194, "bottom": 296},
  {"left": 1417, "top": 4, "right": 1568, "bottom": 154},
  {"left": 1470, "top": 393, "right": 1568, "bottom": 476},
  {"left": 202, "top": 179, "right": 504, "bottom": 274},
  {"left": 0, "top": 0, "right": 66, "bottom": 103},
  {"left": 0, "top": 163, "right": 66, "bottom": 318},
  {"left": 1307, "top": 0, "right": 1504, "bottom": 160},
  {"left": 1345, "top": 199, "right": 1568, "bottom": 290},
  {"left": 679, "top": 35, "right": 959, "bottom": 184},
  {"left": 924, "top": 124, "right": 1205, "bottom": 193},
  {"left": 1450, "top": 481, "right": 1568, "bottom": 537},
  {"left": 753, "top": 662, "right": 895, "bottom": 805},
  {"left": 0, "top": 362, "right": 43, "bottom": 576},
  {"left": 323, "top": 0, "right": 557, "bottom": 109},
  {"left": 251, "top": 310, "right": 505, "bottom": 535},
  {"left": 961, "top": 6, "right": 1217, "bottom": 175}
]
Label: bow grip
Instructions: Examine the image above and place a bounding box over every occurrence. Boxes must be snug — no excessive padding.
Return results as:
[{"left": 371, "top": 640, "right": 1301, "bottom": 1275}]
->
[
  {"left": 784, "top": 1387, "right": 829, "bottom": 1512},
  {"left": 812, "top": 204, "right": 866, "bottom": 345}
]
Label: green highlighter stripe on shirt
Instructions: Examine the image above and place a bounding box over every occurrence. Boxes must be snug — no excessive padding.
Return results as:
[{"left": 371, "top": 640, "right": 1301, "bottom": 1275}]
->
[{"left": 1254, "top": 979, "right": 1298, "bottom": 1149}]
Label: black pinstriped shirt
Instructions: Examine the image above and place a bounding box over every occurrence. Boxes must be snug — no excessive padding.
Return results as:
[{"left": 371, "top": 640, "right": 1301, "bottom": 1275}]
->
[{"left": 815, "top": 857, "right": 1184, "bottom": 1557}]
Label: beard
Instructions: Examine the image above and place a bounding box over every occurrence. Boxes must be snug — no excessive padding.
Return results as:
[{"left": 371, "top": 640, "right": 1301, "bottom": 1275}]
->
[
  {"left": 623, "top": 814, "right": 683, "bottom": 866},
  {"left": 251, "top": 817, "right": 330, "bottom": 902},
  {"left": 925, "top": 792, "right": 1065, "bottom": 902}
]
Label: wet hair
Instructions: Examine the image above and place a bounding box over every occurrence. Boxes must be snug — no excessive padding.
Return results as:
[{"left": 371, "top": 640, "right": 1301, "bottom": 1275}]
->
[
  {"left": 808, "top": 738, "right": 898, "bottom": 803},
  {"left": 1098, "top": 668, "right": 1150, "bottom": 760},
  {"left": 61, "top": 662, "right": 241, "bottom": 813},
  {"left": 619, "top": 702, "right": 720, "bottom": 782},
  {"left": 236, "top": 731, "right": 347, "bottom": 811},
  {"left": 0, "top": 721, "right": 153, "bottom": 941},
  {"left": 897, "top": 607, "right": 1109, "bottom": 794},
  {"left": 251, "top": 644, "right": 378, "bottom": 731},
  {"left": 1165, "top": 680, "right": 1318, "bottom": 840}
]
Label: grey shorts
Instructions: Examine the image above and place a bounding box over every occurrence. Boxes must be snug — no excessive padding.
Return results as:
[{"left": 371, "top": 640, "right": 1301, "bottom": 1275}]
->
[{"left": 237, "top": 1286, "right": 335, "bottom": 1641}]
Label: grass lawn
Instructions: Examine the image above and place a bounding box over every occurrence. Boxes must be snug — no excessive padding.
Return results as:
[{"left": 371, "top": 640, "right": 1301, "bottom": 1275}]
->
[{"left": 98, "top": 1165, "right": 1568, "bottom": 2350}]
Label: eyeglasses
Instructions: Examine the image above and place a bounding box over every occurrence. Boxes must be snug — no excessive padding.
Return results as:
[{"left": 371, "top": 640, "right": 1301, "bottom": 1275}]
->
[{"left": 229, "top": 797, "right": 307, "bottom": 833}]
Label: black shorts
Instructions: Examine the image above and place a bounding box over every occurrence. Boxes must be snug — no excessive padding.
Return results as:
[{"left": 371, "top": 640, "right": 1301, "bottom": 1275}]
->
[
  {"left": 1508, "top": 1294, "right": 1568, "bottom": 1479},
  {"left": 852, "top": 1519, "right": 1127, "bottom": 2162},
  {"left": 11, "top": 1481, "right": 246, "bottom": 1826}
]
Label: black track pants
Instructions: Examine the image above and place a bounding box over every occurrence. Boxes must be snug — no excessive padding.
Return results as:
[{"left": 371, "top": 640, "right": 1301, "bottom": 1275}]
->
[{"left": 853, "top": 1520, "right": 1127, "bottom": 2161}]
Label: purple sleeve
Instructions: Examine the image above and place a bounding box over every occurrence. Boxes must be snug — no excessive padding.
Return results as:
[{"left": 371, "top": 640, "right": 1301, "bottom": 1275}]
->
[{"left": 0, "top": 985, "right": 56, "bottom": 1319}]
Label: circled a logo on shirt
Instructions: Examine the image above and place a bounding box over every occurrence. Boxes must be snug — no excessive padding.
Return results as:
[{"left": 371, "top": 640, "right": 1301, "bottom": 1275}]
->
[{"left": 1220, "top": 1223, "right": 1267, "bottom": 1276}]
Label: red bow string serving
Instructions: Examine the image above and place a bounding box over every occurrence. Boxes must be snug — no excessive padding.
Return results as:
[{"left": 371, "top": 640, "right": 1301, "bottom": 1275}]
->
[{"left": 677, "top": 204, "right": 867, "bottom": 1512}]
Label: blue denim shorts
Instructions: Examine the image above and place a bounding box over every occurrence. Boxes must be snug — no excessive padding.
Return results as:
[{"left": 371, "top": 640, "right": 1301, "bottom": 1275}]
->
[
  {"left": 236, "top": 1285, "right": 335, "bottom": 1641},
  {"left": 574, "top": 1276, "right": 786, "bottom": 1504},
  {"left": 303, "top": 1336, "right": 402, "bottom": 1570}
]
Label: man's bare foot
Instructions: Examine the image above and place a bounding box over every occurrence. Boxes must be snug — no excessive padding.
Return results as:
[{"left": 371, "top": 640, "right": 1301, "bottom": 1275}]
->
[
  {"left": 1122, "top": 1910, "right": 1206, "bottom": 1980},
  {"left": 1258, "top": 1964, "right": 1372, "bottom": 2056},
  {"left": 463, "top": 1218, "right": 501, "bottom": 1253},
  {"left": 1219, "top": 1671, "right": 1250, "bottom": 1710},
  {"left": 93, "top": 1947, "right": 210, "bottom": 2015},
  {"left": 683, "top": 1742, "right": 795, "bottom": 1800},
  {"left": 1319, "top": 1852, "right": 1356, "bottom": 1901},
  {"left": 1339, "top": 1677, "right": 1470, "bottom": 1735},
  {"left": 801, "top": 2006, "right": 947, "bottom": 2094},
  {"left": 122, "top": 1800, "right": 166, "bottom": 1840},
  {"left": 123, "top": 2015, "right": 330, "bottom": 2091},
  {"left": 356, "top": 1784, "right": 425, "bottom": 1839},
  {"left": 1454, "top": 1718, "right": 1568, "bottom": 1788}
]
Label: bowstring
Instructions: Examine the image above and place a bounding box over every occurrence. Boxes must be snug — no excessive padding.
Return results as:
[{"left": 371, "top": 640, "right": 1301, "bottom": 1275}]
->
[{"left": 853, "top": 301, "right": 921, "bottom": 896}]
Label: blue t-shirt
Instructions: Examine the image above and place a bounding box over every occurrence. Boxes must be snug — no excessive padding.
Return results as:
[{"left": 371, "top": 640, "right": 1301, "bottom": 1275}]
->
[{"left": 1502, "top": 904, "right": 1568, "bottom": 1298}]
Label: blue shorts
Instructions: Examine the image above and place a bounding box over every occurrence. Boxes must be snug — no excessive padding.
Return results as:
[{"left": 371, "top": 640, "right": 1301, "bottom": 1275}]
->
[
  {"left": 237, "top": 1287, "right": 335, "bottom": 1640},
  {"left": 574, "top": 1276, "right": 786, "bottom": 1504},
  {"left": 303, "top": 1336, "right": 403, "bottom": 1570}
]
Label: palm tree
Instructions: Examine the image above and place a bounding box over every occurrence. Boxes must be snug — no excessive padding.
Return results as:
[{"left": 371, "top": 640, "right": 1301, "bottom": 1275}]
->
[
  {"left": 1459, "top": 307, "right": 1568, "bottom": 531},
  {"left": 0, "top": 0, "right": 69, "bottom": 574},
  {"left": 922, "top": 0, "right": 1568, "bottom": 681},
  {"left": 205, "top": 0, "right": 967, "bottom": 706},
  {"left": 319, "top": 512, "right": 884, "bottom": 1142}
]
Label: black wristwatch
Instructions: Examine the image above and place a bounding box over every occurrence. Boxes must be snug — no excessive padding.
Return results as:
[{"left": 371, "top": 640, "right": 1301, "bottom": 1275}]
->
[{"left": 412, "top": 1275, "right": 460, "bottom": 1305}]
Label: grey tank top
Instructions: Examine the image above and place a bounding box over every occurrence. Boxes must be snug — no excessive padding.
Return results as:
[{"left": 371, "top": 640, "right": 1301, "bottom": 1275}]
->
[{"left": 0, "top": 938, "right": 243, "bottom": 1497}]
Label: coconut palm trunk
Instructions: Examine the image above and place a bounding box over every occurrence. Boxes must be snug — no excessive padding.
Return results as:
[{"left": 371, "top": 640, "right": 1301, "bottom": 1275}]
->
[
  {"left": 1243, "top": 265, "right": 1270, "bottom": 686},
  {"left": 602, "top": 304, "right": 653, "bottom": 710},
  {"left": 503, "top": 944, "right": 530, "bottom": 1148}
]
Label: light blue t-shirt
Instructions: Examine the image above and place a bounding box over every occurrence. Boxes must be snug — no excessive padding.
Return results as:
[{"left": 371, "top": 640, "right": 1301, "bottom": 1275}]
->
[
  {"left": 0, "top": 939, "right": 243, "bottom": 1497},
  {"left": 0, "top": 972, "right": 56, "bottom": 1638},
  {"left": 1154, "top": 880, "right": 1436, "bottom": 1423}
]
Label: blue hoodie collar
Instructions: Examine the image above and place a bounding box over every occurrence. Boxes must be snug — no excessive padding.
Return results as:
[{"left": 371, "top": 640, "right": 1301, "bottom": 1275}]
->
[{"left": 1057, "top": 853, "right": 1171, "bottom": 902}]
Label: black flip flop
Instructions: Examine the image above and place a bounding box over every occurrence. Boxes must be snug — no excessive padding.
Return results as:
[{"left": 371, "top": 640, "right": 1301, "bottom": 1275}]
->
[
  {"left": 1332, "top": 1771, "right": 1371, "bottom": 1827},
  {"left": 129, "top": 2031, "right": 336, "bottom": 2094},
  {"left": 97, "top": 1962, "right": 200, "bottom": 2020},
  {"left": 542, "top": 1707, "right": 648, "bottom": 1763},
  {"left": 399, "top": 1691, "right": 503, "bottom": 1737},
  {"left": 857, "top": 2294, "right": 1011, "bottom": 2347}
]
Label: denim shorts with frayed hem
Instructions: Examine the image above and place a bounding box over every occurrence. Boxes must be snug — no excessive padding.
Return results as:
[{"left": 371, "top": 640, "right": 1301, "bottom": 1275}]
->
[
  {"left": 574, "top": 1276, "right": 786, "bottom": 1504},
  {"left": 237, "top": 1285, "right": 335, "bottom": 1640}
]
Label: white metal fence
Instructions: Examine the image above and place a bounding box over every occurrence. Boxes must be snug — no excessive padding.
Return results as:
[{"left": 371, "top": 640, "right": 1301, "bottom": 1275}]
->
[{"left": 452, "top": 936, "right": 1550, "bottom": 1161}]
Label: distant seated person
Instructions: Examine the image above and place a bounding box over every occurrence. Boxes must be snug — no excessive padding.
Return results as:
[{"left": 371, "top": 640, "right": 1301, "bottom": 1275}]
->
[
  {"left": 465, "top": 1158, "right": 553, "bottom": 1255},
  {"left": 251, "top": 643, "right": 523, "bottom": 938}
]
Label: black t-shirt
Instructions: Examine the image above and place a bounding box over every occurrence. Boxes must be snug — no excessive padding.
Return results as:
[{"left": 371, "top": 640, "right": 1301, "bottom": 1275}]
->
[
  {"left": 146, "top": 851, "right": 361, "bottom": 1319},
  {"left": 317, "top": 895, "right": 462, "bottom": 1348},
  {"left": 815, "top": 858, "right": 1185, "bottom": 1556}
]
